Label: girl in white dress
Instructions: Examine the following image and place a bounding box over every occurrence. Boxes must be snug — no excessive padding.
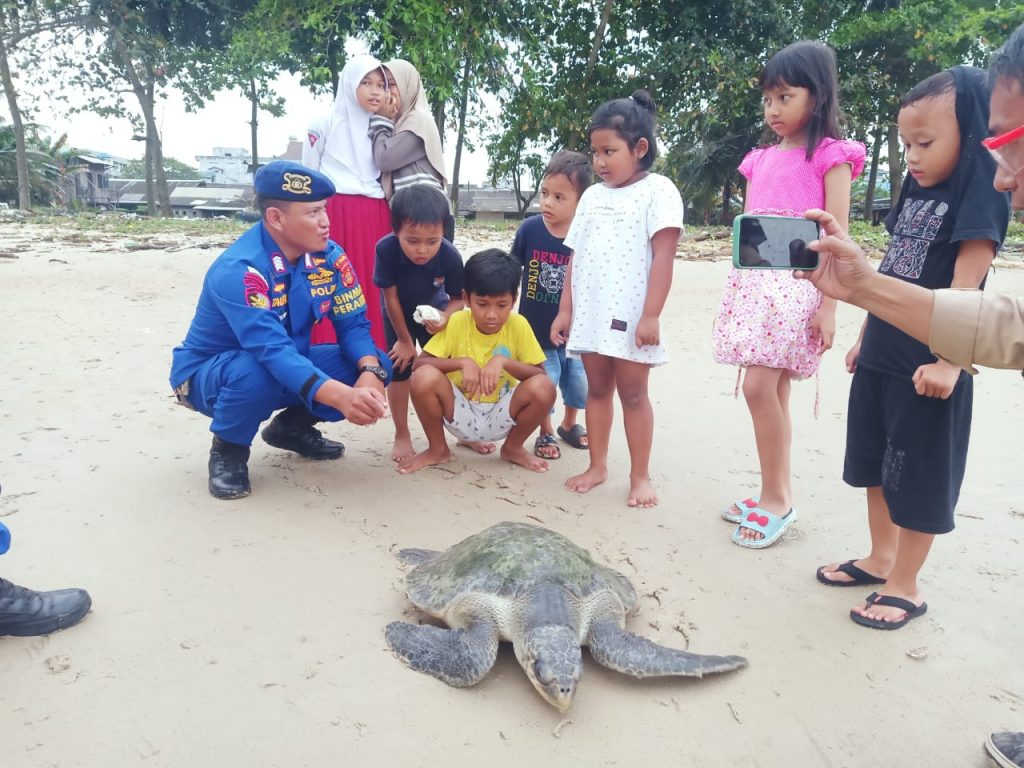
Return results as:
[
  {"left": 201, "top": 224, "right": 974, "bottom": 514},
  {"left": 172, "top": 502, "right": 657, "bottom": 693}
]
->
[{"left": 550, "top": 90, "right": 684, "bottom": 508}]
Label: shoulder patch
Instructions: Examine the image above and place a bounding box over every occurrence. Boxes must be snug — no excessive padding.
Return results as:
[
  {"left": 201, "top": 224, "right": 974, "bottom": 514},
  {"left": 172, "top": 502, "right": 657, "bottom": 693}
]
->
[
  {"left": 333, "top": 252, "right": 357, "bottom": 288},
  {"left": 244, "top": 266, "right": 270, "bottom": 309}
]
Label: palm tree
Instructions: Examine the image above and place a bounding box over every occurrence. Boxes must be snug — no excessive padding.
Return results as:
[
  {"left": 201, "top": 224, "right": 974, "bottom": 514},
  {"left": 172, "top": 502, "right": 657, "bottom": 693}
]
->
[{"left": 0, "top": 117, "right": 66, "bottom": 206}]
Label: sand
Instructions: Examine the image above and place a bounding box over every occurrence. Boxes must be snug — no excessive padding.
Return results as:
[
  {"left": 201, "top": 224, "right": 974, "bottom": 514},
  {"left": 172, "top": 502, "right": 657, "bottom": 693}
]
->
[{"left": 0, "top": 219, "right": 1021, "bottom": 767}]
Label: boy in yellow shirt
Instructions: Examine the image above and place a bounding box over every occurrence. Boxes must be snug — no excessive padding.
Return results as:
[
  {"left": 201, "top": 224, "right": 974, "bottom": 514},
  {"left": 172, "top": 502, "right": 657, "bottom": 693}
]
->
[{"left": 398, "top": 249, "right": 556, "bottom": 474}]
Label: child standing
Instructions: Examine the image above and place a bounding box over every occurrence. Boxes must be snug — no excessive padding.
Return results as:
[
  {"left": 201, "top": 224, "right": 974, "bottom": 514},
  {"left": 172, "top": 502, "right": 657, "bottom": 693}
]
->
[
  {"left": 303, "top": 54, "right": 392, "bottom": 349},
  {"left": 817, "top": 67, "right": 1010, "bottom": 629},
  {"left": 369, "top": 59, "right": 454, "bottom": 241},
  {"left": 550, "top": 91, "right": 684, "bottom": 508},
  {"left": 373, "top": 185, "right": 465, "bottom": 463},
  {"left": 399, "top": 249, "right": 556, "bottom": 475},
  {"left": 711, "top": 41, "right": 865, "bottom": 547},
  {"left": 510, "top": 151, "right": 592, "bottom": 461}
]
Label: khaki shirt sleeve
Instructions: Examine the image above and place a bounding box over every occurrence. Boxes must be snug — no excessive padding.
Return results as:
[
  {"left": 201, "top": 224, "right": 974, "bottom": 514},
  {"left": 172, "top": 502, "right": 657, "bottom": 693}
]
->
[{"left": 929, "top": 288, "right": 1024, "bottom": 372}]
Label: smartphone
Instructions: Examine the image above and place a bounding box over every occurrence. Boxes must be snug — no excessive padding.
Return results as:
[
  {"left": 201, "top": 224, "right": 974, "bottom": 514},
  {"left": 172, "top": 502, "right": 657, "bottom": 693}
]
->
[{"left": 732, "top": 214, "right": 820, "bottom": 270}]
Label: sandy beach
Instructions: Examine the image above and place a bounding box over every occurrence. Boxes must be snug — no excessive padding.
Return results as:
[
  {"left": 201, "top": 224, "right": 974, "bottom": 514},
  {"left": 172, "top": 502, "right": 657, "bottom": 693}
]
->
[{"left": 1, "top": 218, "right": 1022, "bottom": 767}]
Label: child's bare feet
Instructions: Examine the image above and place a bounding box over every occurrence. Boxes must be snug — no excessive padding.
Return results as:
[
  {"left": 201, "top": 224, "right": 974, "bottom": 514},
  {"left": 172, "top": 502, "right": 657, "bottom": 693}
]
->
[
  {"left": 566, "top": 466, "right": 607, "bottom": 494},
  {"left": 627, "top": 476, "right": 658, "bottom": 508},
  {"left": 397, "top": 446, "right": 452, "bottom": 474},
  {"left": 457, "top": 439, "right": 496, "bottom": 455},
  {"left": 500, "top": 443, "right": 549, "bottom": 473},
  {"left": 391, "top": 434, "right": 415, "bottom": 463}
]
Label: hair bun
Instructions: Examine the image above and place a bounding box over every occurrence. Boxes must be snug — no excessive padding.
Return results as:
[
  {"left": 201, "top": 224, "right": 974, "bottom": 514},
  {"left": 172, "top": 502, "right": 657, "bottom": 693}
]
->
[{"left": 630, "top": 89, "right": 656, "bottom": 113}]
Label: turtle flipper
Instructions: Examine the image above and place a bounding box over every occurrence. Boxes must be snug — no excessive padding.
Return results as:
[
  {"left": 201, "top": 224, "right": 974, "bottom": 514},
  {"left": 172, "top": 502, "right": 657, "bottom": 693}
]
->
[
  {"left": 396, "top": 548, "right": 442, "bottom": 566},
  {"left": 385, "top": 619, "right": 499, "bottom": 687},
  {"left": 587, "top": 620, "right": 747, "bottom": 678}
]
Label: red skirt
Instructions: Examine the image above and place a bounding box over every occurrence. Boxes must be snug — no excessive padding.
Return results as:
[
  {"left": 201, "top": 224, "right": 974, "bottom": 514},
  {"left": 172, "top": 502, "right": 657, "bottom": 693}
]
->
[{"left": 311, "top": 193, "right": 391, "bottom": 348}]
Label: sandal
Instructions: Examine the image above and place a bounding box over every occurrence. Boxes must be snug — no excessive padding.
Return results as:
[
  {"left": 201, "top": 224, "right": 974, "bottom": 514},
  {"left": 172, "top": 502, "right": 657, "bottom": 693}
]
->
[
  {"left": 557, "top": 424, "right": 588, "bottom": 449},
  {"left": 533, "top": 432, "right": 560, "bottom": 460},
  {"left": 721, "top": 497, "right": 758, "bottom": 524},
  {"left": 731, "top": 507, "right": 798, "bottom": 549},
  {"left": 850, "top": 592, "right": 927, "bottom": 630},
  {"left": 816, "top": 560, "right": 887, "bottom": 588}
]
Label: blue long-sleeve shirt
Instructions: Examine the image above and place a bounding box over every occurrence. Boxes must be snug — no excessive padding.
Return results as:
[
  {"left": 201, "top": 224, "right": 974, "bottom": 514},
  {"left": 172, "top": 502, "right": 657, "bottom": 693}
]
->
[{"left": 170, "top": 222, "right": 377, "bottom": 407}]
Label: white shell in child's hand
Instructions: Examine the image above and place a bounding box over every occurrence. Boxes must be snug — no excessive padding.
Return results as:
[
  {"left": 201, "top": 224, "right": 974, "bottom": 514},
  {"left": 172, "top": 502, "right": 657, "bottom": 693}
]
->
[{"left": 413, "top": 305, "right": 443, "bottom": 325}]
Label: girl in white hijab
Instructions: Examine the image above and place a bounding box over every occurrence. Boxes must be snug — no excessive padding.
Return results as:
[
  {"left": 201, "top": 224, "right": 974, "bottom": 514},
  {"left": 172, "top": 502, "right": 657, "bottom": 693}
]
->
[{"left": 303, "top": 54, "right": 392, "bottom": 347}]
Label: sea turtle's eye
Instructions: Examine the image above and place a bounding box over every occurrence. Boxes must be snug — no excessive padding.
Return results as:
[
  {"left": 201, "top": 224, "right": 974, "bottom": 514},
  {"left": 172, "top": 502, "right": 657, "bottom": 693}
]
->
[{"left": 534, "top": 660, "right": 554, "bottom": 685}]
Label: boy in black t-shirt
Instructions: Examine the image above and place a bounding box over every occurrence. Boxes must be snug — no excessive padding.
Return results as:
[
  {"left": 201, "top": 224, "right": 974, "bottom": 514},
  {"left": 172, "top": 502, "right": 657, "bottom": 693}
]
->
[
  {"left": 373, "top": 186, "right": 465, "bottom": 462},
  {"left": 816, "top": 67, "right": 1011, "bottom": 630},
  {"left": 510, "top": 151, "right": 592, "bottom": 460}
]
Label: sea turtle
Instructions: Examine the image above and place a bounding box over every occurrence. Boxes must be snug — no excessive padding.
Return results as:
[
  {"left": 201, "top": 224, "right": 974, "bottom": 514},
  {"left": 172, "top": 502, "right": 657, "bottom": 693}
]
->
[{"left": 385, "top": 521, "right": 747, "bottom": 711}]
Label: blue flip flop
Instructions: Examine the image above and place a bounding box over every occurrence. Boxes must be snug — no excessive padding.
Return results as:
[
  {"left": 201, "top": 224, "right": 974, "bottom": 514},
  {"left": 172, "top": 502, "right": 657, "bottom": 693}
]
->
[
  {"left": 721, "top": 497, "right": 758, "bottom": 524},
  {"left": 731, "top": 506, "right": 798, "bottom": 549}
]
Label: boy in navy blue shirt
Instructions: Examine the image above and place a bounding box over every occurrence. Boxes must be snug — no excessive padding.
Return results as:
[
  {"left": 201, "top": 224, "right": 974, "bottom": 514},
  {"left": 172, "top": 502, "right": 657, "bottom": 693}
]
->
[
  {"left": 374, "top": 185, "right": 465, "bottom": 461},
  {"left": 510, "top": 151, "right": 592, "bottom": 460}
]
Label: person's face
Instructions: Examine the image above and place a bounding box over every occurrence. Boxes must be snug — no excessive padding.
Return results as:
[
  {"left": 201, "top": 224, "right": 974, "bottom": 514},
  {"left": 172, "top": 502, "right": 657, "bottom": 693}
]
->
[
  {"left": 590, "top": 128, "right": 647, "bottom": 187},
  {"left": 762, "top": 82, "right": 814, "bottom": 142},
  {"left": 898, "top": 91, "right": 960, "bottom": 188},
  {"left": 270, "top": 200, "right": 330, "bottom": 256},
  {"left": 355, "top": 68, "right": 387, "bottom": 113},
  {"left": 988, "top": 76, "right": 1024, "bottom": 210},
  {"left": 396, "top": 220, "right": 444, "bottom": 265},
  {"left": 539, "top": 173, "right": 581, "bottom": 230},
  {"left": 463, "top": 290, "right": 515, "bottom": 335}
]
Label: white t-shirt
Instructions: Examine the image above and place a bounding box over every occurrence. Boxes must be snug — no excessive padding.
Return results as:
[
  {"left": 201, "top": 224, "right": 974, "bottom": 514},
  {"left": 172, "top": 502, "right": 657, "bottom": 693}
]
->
[{"left": 563, "top": 173, "right": 684, "bottom": 364}]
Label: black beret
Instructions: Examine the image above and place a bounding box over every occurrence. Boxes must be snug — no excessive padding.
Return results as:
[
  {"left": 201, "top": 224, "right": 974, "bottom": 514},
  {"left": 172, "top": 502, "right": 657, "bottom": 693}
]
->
[{"left": 253, "top": 160, "right": 336, "bottom": 202}]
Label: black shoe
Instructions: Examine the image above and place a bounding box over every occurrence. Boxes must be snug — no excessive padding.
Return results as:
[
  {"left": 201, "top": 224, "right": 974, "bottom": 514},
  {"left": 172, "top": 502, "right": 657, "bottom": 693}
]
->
[
  {"left": 209, "top": 436, "right": 251, "bottom": 499},
  {"left": 0, "top": 577, "right": 92, "bottom": 637},
  {"left": 261, "top": 407, "right": 344, "bottom": 460},
  {"left": 987, "top": 732, "right": 1024, "bottom": 768}
]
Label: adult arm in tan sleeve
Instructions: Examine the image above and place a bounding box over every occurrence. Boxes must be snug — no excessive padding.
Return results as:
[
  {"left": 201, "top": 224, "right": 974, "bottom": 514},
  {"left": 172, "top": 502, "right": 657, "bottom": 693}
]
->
[{"left": 929, "top": 289, "right": 1024, "bottom": 370}]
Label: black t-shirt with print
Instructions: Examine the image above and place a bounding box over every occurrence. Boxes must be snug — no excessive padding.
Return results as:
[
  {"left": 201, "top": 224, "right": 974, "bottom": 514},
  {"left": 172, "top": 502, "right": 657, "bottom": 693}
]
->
[
  {"left": 510, "top": 215, "right": 571, "bottom": 350},
  {"left": 858, "top": 176, "right": 1005, "bottom": 378},
  {"left": 372, "top": 233, "right": 464, "bottom": 318}
]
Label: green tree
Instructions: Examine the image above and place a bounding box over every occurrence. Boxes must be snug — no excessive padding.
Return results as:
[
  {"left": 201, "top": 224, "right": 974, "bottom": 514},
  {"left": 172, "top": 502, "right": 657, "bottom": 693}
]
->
[
  {"left": 117, "top": 156, "right": 200, "bottom": 179},
  {"left": 0, "top": 115, "right": 66, "bottom": 205}
]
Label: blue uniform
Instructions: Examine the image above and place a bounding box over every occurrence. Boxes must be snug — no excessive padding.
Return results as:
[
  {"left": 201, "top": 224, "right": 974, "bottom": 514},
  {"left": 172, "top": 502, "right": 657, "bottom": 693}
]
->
[{"left": 170, "top": 221, "right": 391, "bottom": 445}]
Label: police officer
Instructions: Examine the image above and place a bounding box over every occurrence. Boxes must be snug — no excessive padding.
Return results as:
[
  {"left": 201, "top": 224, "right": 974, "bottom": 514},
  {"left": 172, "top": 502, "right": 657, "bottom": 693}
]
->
[{"left": 170, "top": 161, "right": 392, "bottom": 499}]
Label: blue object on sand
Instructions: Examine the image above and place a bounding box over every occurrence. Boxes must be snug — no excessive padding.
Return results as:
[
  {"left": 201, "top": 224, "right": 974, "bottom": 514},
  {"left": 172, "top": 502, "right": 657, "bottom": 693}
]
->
[{"left": 0, "top": 521, "right": 10, "bottom": 555}]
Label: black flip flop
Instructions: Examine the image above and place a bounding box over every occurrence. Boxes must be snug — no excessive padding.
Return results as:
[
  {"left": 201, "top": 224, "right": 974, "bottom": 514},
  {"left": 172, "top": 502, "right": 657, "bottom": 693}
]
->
[
  {"left": 533, "top": 432, "right": 560, "bottom": 460},
  {"left": 850, "top": 592, "right": 927, "bottom": 630},
  {"left": 816, "top": 560, "right": 887, "bottom": 587},
  {"left": 557, "top": 424, "right": 588, "bottom": 449}
]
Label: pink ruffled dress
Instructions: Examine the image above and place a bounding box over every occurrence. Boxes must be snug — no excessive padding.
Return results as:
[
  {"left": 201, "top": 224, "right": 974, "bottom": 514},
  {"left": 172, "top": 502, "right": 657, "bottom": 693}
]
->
[{"left": 712, "top": 139, "right": 866, "bottom": 379}]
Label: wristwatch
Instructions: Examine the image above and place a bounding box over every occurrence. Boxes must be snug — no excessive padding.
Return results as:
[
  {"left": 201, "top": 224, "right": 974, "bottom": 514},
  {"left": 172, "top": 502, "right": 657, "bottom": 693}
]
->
[{"left": 358, "top": 364, "right": 388, "bottom": 382}]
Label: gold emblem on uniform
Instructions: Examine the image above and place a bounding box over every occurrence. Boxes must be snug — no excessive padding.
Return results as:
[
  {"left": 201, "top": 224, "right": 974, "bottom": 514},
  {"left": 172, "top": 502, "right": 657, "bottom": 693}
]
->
[{"left": 282, "top": 172, "right": 313, "bottom": 195}]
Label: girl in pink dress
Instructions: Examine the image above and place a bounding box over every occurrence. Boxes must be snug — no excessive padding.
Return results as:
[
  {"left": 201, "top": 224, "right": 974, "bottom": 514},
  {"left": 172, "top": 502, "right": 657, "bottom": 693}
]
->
[{"left": 712, "top": 41, "right": 865, "bottom": 548}]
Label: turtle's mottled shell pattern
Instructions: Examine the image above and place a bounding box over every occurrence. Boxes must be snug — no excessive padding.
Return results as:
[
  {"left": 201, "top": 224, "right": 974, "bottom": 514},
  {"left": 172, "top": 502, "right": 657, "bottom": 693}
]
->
[{"left": 404, "top": 522, "right": 638, "bottom": 614}]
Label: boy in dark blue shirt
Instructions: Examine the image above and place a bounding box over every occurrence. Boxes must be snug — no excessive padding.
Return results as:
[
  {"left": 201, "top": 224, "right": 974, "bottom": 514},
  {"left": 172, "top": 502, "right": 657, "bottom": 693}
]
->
[
  {"left": 373, "top": 185, "right": 465, "bottom": 462},
  {"left": 510, "top": 151, "right": 592, "bottom": 460}
]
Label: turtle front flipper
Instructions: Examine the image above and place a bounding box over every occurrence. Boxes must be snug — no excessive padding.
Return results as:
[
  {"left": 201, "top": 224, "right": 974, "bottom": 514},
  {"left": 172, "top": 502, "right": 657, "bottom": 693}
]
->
[
  {"left": 385, "top": 618, "right": 499, "bottom": 688},
  {"left": 587, "top": 620, "right": 747, "bottom": 679},
  {"left": 396, "top": 548, "right": 442, "bottom": 566}
]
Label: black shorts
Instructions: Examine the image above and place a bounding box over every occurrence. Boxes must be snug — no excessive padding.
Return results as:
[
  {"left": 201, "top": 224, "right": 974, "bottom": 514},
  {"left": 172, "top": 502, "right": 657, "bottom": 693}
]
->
[
  {"left": 383, "top": 311, "right": 433, "bottom": 382},
  {"left": 843, "top": 366, "right": 973, "bottom": 534}
]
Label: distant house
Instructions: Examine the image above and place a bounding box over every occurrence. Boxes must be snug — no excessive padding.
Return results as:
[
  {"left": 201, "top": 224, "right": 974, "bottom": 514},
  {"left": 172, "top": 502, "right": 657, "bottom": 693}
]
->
[
  {"left": 63, "top": 155, "right": 113, "bottom": 207},
  {"left": 110, "top": 179, "right": 253, "bottom": 218},
  {"left": 458, "top": 185, "right": 540, "bottom": 222},
  {"left": 196, "top": 147, "right": 255, "bottom": 185}
]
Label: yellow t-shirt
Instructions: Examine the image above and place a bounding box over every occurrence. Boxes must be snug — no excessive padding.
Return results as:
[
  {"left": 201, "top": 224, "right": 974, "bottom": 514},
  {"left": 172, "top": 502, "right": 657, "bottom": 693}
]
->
[{"left": 423, "top": 310, "right": 546, "bottom": 403}]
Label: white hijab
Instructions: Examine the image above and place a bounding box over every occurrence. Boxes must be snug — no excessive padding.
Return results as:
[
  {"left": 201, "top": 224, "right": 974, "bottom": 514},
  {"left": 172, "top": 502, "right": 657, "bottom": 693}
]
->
[{"left": 304, "top": 54, "right": 386, "bottom": 197}]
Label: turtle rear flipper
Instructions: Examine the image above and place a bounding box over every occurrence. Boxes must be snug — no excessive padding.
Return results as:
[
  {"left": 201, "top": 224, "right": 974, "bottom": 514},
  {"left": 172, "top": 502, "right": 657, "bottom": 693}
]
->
[
  {"left": 396, "top": 548, "right": 442, "bottom": 566},
  {"left": 587, "top": 620, "right": 747, "bottom": 679},
  {"left": 385, "top": 619, "right": 499, "bottom": 688}
]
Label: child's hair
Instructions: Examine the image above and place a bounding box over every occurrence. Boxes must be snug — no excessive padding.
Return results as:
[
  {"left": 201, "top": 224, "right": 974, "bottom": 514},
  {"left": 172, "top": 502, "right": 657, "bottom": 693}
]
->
[
  {"left": 587, "top": 90, "right": 658, "bottom": 170},
  {"left": 463, "top": 248, "right": 520, "bottom": 297},
  {"left": 543, "top": 150, "right": 593, "bottom": 198},
  {"left": 989, "top": 23, "right": 1024, "bottom": 88},
  {"left": 900, "top": 70, "right": 955, "bottom": 108},
  {"left": 760, "top": 41, "right": 843, "bottom": 160},
  {"left": 389, "top": 185, "right": 449, "bottom": 233}
]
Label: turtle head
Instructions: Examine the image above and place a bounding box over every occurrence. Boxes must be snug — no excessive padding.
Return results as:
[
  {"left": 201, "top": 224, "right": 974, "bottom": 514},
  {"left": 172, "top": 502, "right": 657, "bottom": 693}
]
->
[{"left": 519, "top": 625, "right": 582, "bottom": 712}]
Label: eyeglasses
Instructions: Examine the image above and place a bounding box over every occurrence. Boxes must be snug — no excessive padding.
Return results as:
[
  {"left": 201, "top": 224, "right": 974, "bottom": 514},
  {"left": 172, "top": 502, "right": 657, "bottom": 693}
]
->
[{"left": 983, "top": 124, "right": 1024, "bottom": 176}]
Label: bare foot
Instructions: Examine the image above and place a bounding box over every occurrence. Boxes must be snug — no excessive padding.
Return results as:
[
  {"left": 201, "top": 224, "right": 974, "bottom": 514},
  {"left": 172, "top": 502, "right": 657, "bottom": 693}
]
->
[
  {"left": 457, "top": 439, "right": 496, "bottom": 455},
  {"left": 851, "top": 588, "right": 925, "bottom": 624},
  {"left": 566, "top": 466, "right": 607, "bottom": 494},
  {"left": 818, "top": 557, "right": 890, "bottom": 585},
  {"left": 397, "top": 446, "right": 452, "bottom": 474},
  {"left": 500, "top": 443, "right": 549, "bottom": 473},
  {"left": 391, "top": 434, "right": 415, "bottom": 463},
  {"left": 627, "top": 477, "right": 658, "bottom": 508}
]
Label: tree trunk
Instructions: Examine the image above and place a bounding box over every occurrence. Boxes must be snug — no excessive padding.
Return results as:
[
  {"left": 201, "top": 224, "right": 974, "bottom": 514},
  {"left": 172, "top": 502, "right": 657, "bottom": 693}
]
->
[
  {"left": 721, "top": 176, "right": 731, "bottom": 223},
  {"left": 433, "top": 98, "right": 445, "bottom": 148},
  {"left": 248, "top": 76, "right": 259, "bottom": 173},
  {"left": 144, "top": 132, "right": 155, "bottom": 216},
  {"left": 0, "top": 21, "right": 31, "bottom": 210},
  {"left": 887, "top": 121, "right": 902, "bottom": 204},
  {"left": 449, "top": 56, "right": 471, "bottom": 214},
  {"left": 864, "top": 122, "right": 884, "bottom": 222},
  {"left": 566, "top": 0, "right": 615, "bottom": 151}
]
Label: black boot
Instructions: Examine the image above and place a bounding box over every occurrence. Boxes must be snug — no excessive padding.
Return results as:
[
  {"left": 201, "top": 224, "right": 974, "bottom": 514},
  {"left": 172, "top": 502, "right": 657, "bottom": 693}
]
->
[
  {"left": 209, "top": 436, "right": 251, "bottom": 499},
  {"left": 261, "top": 407, "right": 344, "bottom": 460},
  {"left": 0, "top": 577, "right": 92, "bottom": 637}
]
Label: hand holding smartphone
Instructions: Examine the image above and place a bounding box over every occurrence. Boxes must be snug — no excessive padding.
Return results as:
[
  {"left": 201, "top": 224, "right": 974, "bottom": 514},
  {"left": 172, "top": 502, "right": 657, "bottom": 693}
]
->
[{"left": 732, "top": 214, "right": 820, "bottom": 270}]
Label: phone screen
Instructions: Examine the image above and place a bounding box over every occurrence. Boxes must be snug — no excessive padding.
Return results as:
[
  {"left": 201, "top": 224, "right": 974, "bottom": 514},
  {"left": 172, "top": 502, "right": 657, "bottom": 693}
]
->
[{"left": 734, "top": 215, "right": 820, "bottom": 269}]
